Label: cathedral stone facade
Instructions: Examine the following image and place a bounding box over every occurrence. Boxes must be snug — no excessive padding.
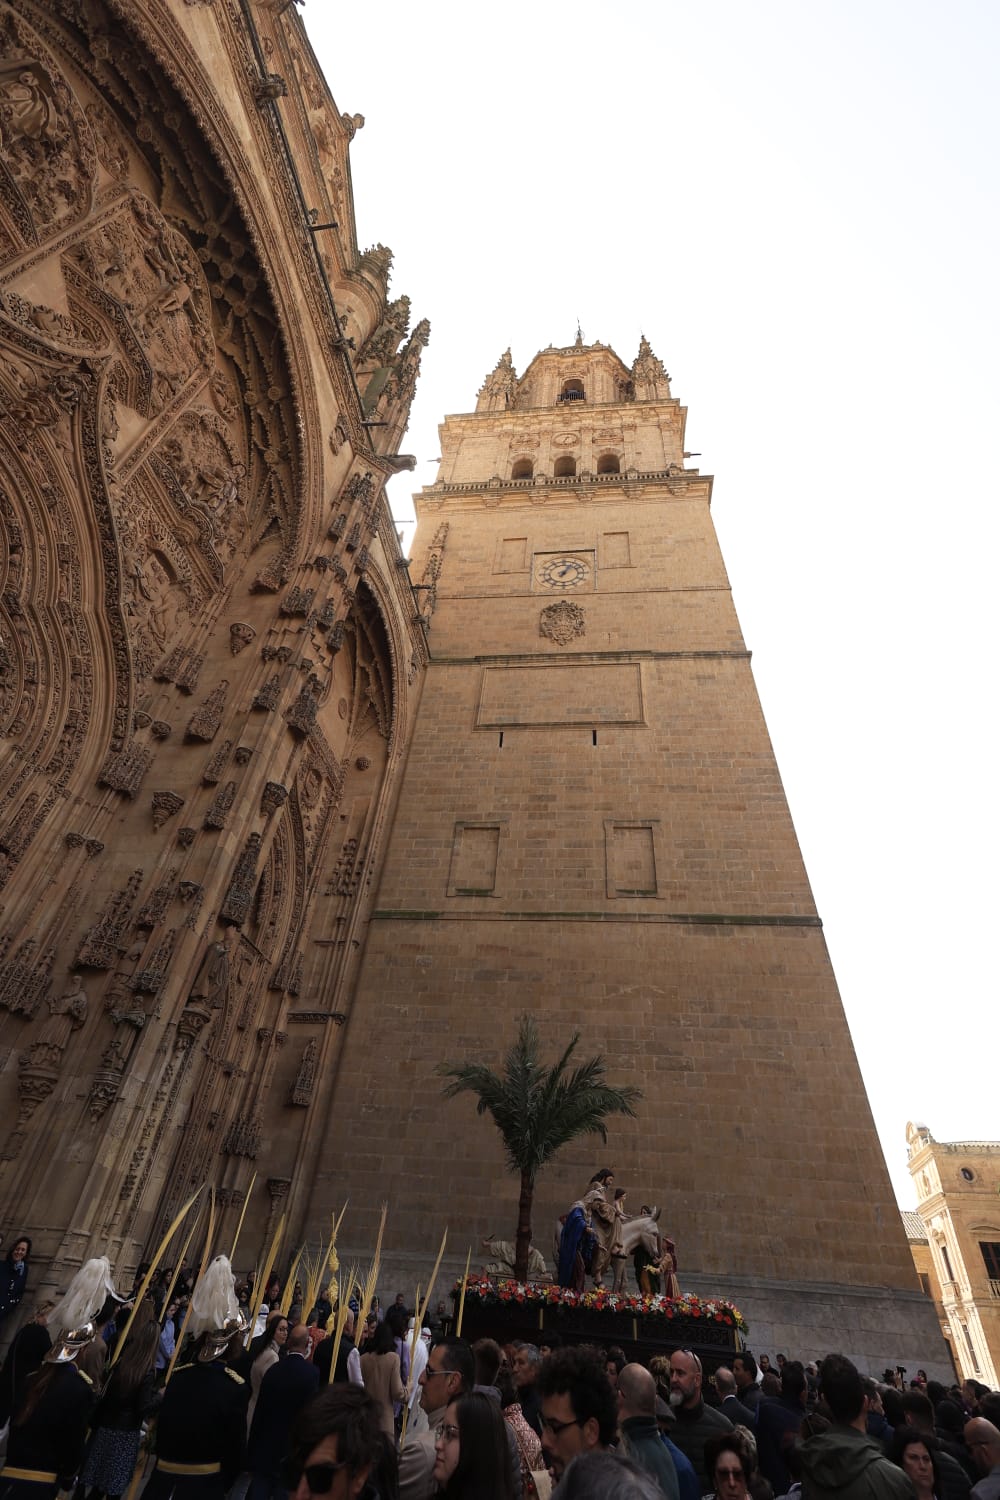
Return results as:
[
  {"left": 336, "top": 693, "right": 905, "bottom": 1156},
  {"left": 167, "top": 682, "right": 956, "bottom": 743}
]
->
[
  {"left": 0, "top": 1, "right": 427, "bottom": 1285},
  {"left": 326, "top": 337, "right": 948, "bottom": 1371},
  {"left": 0, "top": 0, "right": 944, "bottom": 1371}
]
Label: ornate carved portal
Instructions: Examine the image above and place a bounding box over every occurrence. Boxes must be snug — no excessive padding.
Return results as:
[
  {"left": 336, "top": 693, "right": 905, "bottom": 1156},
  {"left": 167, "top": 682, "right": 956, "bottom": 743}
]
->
[{"left": 0, "top": 0, "right": 421, "bottom": 1278}]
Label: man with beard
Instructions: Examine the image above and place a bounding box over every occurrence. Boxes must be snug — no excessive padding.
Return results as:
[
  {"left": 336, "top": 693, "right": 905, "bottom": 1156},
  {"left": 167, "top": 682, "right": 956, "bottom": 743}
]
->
[{"left": 666, "top": 1350, "right": 733, "bottom": 1491}]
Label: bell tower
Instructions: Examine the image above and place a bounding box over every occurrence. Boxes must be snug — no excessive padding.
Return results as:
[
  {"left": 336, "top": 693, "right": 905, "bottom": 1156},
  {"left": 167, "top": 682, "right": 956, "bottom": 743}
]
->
[{"left": 321, "top": 333, "right": 948, "bottom": 1371}]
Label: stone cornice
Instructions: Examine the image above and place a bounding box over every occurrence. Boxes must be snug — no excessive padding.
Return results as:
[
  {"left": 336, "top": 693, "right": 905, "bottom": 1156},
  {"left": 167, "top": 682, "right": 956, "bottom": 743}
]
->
[
  {"left": 440, "top": 397, "right": 685, "bottom": 425},
  {"left": 415, "top": 469, "right": 713, "bottom": 513}
]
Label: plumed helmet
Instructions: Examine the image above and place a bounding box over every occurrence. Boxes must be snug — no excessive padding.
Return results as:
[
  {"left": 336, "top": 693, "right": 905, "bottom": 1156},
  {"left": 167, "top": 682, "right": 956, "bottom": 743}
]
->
[
  {"left": 188, "top": 1254, "right": 247, "bottom": 1360},
  {"left": 47, "top": 1257, "right": 120, "bottom": 1338},
  {"left": 46, "top": 1320, "right": 96, "bottom": 1364}
]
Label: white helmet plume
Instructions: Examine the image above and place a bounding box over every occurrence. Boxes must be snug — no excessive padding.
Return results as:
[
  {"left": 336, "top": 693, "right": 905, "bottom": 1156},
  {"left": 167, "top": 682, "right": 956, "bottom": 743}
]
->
[
  {"left": 188, "top": 1254, "right": 239, "bottom": 1337},
  {"left": 48, "top": 1256, "right": 118, "bottom": 1335}
]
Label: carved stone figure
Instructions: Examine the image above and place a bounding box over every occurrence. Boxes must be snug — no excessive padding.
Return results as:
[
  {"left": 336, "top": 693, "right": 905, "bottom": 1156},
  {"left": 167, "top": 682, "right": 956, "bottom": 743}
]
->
[
  {"left": 189, "top": 932, "right": 233, "bottom": 1011},
  {"left": 25, "top": 982, "right": 88, "bottom": 1071}
]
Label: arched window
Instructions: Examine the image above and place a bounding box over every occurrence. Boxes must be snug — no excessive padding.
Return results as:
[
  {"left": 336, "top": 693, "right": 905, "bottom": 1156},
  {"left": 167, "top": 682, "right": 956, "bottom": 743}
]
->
[
  {"left": 597, "top": 452, "right": 620, "bottom": 475},
  {"left": 559, "top": 379, "right": 585, "bottom": 402},
  {"left": 554, "top": 455, "right": 576, "bottom": 478},
  {"left": 511, "top": 458, "right": 533, "bottom": 480}
]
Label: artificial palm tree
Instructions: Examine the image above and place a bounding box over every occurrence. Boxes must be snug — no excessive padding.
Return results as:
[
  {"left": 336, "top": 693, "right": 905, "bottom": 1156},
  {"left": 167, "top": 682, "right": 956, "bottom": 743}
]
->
[{"left": 439, "top": 1014, "right": 642, "bottom": 1282}]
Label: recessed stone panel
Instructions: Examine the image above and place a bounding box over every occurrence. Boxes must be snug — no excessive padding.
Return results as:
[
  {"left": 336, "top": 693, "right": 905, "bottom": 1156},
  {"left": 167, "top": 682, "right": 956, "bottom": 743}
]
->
[
  {"left": 606, "top": 820, "right": 659, "bottom": 896},
  {"left": 476, "top": 662, "right": 644, "bottom": 727},
  {"left": 447, "top": 822, "right": 500, "bottom": 895}
]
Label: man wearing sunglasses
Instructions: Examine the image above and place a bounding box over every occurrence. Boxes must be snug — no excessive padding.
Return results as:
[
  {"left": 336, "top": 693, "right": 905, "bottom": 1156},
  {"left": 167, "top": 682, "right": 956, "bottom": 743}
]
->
[
  {"left": 399, "top": 1336, "right": 474, "bottom": 1500},
  {"left": 285, "top": 1384, "right": 386, "bottom": 1500}
]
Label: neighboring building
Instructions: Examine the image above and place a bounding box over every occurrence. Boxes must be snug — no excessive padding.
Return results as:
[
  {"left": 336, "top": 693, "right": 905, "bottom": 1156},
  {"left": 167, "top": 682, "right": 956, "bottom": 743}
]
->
[
  {"left": 907, "top": 1122, "right": 1000, "bottom": 1385},
  {"left": 321, "top": 336, "right": 947, "bottom": 1371},
  {"left": 903, "top": 1209, "right": 957, "bottom": 1376}
]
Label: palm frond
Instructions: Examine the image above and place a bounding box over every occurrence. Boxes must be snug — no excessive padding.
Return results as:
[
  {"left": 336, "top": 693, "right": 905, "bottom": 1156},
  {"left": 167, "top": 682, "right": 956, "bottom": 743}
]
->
[{"left": 439, "top": 1013, "right": 643, "bottom": 1183}]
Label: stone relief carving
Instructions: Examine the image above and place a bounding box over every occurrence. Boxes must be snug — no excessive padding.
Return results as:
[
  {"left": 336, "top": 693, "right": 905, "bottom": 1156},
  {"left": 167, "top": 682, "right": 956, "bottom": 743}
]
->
[
  {"left": 0, "top": 12, "right": 97, "bottom": 248},
  {"left": 220, "top": 832, "right": 262, "bottom": 926},
  {"left": 281, "top": 586, "right": 314, "bottom": 617},
  {"left": 0, "top": 937, "right": 53, "bottom": 1018},
  {"left": 326, "top": 837, "right": 360, "bottom": 898},
  {"left": 261, "top": 781, "right": 288, "bottom": 818},
  {"left": 0, "top": 0, "right": 422, "bottom": 1252},
  {"left": 223, "top": 1113, "right": 261, "bottom": 1158},
  {"left": 288, "top": 1038, "right": 316, "bottom": 1107},
  {"left": 285, "top": 683, "right": 318, "bottom": 737},
  {"left": 98, "top": 742, "right": 154, "bottom": 797},
  {"left": 152, "top": 791, "right": 185, "bottom": 831},
  {"left": 130, "top": 928, "right": 174, "bottom": 995},
  {"left": 253, "top": 674, "right": 281, "bottom": 711},
  {"left": 204, "top": 780, "right": 236, "bottom": 830},
  {"left": 203, "top": 740, "right": 233, "bottom": 784},
  {"left": 14, "top": 981, "right": 89, "bottom": 1138},
  {"left": 76, "top": 869, "right": 143, "bottom": 969},
  {"left": 230, "top": 621, "right": 255, "bottom": 655},
  {"left": 186, "top": 680, "right": 229, "bottom": 742},
  {"left": 135, "top": 871, "right": 177, "bottom": 930},
  {"left": 540, "top": 600, "right": 586, "bottom": 646},
  {"left": 87, "top": 1037, "right": 126, "bottom": 1121}
]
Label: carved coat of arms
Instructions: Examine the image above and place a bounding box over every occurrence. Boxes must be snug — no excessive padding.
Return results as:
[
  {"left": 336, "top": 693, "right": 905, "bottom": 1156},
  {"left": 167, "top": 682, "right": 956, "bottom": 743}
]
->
[{"left": 539, "top": 601, "right": 585, "bottom": 646}]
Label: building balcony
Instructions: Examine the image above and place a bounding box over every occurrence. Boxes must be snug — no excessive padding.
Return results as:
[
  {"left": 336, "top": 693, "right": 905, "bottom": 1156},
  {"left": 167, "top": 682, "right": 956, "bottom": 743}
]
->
[
  {"left": 428, "top": 467, "right": 692, "bottom": 497},
  {"left": 990, "top": 1279, "right": 1000, "bottom": 1299}
]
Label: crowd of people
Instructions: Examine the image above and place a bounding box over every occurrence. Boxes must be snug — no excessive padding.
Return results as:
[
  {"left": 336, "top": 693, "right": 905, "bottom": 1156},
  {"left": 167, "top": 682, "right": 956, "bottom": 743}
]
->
[{"left": 1, "top": 1240, "right": 1000, "bottom": 1500}]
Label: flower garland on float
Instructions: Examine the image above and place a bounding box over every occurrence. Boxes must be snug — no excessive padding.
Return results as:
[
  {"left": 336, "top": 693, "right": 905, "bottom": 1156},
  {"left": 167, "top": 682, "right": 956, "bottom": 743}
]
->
[{"left": 455, "top": 1273, "right": 748, "bottom": 1333}]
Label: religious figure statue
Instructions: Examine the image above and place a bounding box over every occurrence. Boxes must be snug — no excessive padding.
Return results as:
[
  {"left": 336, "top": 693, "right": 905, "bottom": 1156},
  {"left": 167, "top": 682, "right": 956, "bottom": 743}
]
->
[
  {"left": 189, "top": 932, "right": 233, "bottom": 1011},
  {"left": 582, "top": 1168, "right": 621, "bottom": 1287},
  {"left": 632, "top": 1210, "right": 680, "bottom": 1299},
  {"left": 481, "top": 1234, "right": 548, "bottom": 1282},
  {"left": 0, "top": 68, "right": 54, "bottom": 145},
  {"left": 25, "top": 982, "right": 88, "bottom": 1069},
  {"left": 556, "top": 1168, "right": 619, "bottom": 1291}
]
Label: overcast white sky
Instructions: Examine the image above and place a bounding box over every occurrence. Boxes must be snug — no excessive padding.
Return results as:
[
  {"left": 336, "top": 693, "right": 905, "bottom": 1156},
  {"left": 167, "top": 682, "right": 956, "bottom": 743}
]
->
[{"left": 304, "top": 2, "right": 999, "bottom": 1210}]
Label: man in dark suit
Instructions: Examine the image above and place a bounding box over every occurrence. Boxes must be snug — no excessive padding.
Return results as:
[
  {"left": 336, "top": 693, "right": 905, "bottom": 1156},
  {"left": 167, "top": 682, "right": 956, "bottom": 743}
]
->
[
  {"left": 756, "top": 1359, "right": 809, "bottom": 1493},
  {"left": 248, "top": 1323, "right": 321, "bottom": 1500},
  {"left": 733, "top": 1353, "right": 762, "bottom": 1418},
  {"left": 715, "top": 1366, "right": 756, "bottom": 1429}
]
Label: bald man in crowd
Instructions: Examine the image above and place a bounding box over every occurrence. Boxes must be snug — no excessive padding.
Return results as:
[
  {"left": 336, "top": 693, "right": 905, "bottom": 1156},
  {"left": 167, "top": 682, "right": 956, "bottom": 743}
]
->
[
  {"left": 667, "top": 1349, "right": 732, "bottom": 1490},
  {"left": 965, "top": 1419, "right": 1000, "bottom": 1500},
  {"left": 617, "top": 1363, "right": 680, "bottom": 1500},
  {"left": 714, "top": 1366, "right": 756, "bottom": 1429}
]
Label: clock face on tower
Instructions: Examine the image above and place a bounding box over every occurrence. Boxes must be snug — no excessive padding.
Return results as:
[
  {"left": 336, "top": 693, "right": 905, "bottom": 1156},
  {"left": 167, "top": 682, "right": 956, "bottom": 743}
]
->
[{"left": 535, "top": 554, "right": 591, "bottom": 590}]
